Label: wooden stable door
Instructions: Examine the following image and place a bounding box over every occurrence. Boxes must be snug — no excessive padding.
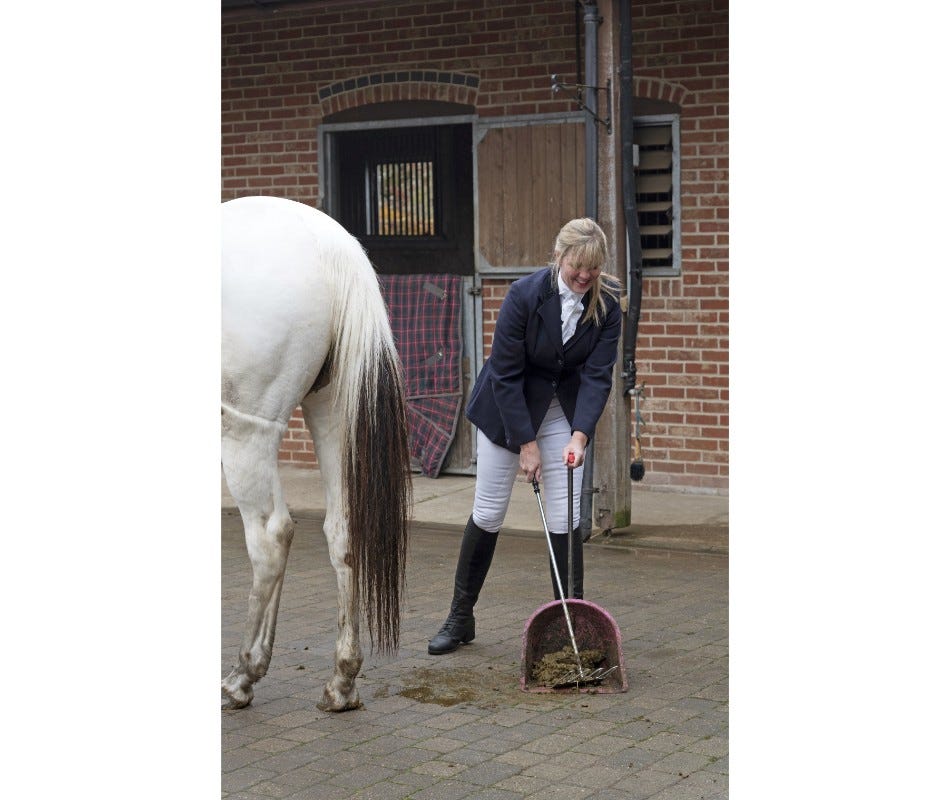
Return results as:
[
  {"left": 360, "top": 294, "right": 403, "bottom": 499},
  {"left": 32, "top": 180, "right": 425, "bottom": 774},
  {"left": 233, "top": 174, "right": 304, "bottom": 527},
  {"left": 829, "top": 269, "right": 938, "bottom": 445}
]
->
[{"left": 476, "top": 116, "right": 585, "bottom": 271}]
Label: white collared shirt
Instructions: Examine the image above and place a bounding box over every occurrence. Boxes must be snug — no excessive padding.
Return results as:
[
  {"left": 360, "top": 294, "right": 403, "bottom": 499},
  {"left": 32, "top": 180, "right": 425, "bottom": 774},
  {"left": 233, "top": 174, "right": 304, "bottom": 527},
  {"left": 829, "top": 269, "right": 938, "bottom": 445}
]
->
[{"left": 557, "top": 273, "right": 585, "bottom": 343}]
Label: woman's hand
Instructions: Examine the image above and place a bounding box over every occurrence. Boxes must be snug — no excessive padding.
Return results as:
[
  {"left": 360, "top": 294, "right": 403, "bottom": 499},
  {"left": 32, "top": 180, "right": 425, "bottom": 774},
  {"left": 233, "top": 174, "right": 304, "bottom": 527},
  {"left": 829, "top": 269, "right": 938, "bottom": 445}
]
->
[
  {"left": 519, "top": 441, "right": 542, "bottom": 482},
  {"left": 563, "top": 431, "right": 589, "bottom": 468}
]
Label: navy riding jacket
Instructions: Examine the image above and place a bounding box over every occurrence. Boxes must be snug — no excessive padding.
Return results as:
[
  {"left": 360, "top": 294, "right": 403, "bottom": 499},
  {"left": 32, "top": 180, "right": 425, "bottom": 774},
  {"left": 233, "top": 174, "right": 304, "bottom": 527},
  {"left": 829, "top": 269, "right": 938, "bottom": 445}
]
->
[{"left": 465, "top": 267, "right": 622, "bottom": 453}]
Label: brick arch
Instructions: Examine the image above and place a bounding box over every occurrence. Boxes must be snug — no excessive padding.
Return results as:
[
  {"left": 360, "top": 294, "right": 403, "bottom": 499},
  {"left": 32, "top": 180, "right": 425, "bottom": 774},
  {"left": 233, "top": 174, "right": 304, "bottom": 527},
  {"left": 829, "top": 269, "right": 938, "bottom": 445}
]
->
[
  {"left": 317, "top": 71, "right": 480, "bottom": 117},
  {"left": 632, "top": 77, "right": 689, "bottom": 108}
]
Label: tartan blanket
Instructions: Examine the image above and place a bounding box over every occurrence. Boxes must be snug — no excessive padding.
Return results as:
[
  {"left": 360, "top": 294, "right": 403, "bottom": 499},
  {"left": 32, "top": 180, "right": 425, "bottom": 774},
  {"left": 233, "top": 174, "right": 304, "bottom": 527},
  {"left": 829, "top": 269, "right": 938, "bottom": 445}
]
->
[{"left": 379, "top": 274, "right": 463, "bottom": 478}]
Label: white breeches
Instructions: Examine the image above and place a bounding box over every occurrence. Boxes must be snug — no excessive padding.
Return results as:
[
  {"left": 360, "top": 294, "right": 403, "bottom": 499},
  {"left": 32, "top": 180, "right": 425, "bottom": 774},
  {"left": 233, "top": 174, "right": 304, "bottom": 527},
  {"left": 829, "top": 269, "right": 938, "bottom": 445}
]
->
[{"left": 472, "top": 398, "right": 582, "bottom": 535}]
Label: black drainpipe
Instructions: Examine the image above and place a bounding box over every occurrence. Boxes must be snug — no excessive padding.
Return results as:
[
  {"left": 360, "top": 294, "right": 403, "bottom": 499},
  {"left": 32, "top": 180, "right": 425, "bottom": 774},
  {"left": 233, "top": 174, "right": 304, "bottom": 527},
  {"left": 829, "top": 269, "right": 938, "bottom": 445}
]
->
[
  {"left": 579, "top": 0, "right": 599, "bottom": 541},
  {"left": 620, "top": 0, "right": 643, "bottom": 399},
  {"left": 583, "top": 2, "right": 600, "bottom": 217}
]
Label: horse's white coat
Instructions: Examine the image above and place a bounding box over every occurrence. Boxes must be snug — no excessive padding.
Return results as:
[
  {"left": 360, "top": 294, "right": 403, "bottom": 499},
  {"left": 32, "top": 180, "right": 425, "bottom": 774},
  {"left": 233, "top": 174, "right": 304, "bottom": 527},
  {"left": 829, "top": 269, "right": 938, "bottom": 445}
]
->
[{"left": 221, "top": 196, "right": 401, "bottom": 712}]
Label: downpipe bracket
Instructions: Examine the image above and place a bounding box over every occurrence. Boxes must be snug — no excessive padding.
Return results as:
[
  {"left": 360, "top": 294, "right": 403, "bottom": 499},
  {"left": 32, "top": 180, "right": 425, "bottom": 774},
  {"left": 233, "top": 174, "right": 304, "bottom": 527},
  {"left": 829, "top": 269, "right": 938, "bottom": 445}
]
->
[{"left": 551, "top": 74, "right": 612, "bottom": 133}]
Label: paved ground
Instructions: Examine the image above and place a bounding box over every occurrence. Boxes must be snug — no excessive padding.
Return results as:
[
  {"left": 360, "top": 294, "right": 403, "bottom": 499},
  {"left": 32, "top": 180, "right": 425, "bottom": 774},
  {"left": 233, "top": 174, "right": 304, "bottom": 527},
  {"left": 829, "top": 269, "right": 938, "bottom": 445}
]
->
[{"left": 222, "top": 501, "right": 728, "bottom": 799}]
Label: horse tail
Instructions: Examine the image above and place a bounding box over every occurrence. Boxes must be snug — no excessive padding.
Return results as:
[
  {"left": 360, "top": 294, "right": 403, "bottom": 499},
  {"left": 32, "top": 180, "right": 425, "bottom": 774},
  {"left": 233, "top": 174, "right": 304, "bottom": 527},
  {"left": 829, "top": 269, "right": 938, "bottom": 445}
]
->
[{"left": 329, "top": 241, "right": 412, "bottom": 655}]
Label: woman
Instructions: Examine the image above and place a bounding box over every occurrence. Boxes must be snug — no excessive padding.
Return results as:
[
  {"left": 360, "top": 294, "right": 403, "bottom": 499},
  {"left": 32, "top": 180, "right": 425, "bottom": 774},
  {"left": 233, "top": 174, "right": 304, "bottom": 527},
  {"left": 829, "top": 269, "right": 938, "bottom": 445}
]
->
[{"left": 428, "top": 218, "right": 622, "bottom": 656}]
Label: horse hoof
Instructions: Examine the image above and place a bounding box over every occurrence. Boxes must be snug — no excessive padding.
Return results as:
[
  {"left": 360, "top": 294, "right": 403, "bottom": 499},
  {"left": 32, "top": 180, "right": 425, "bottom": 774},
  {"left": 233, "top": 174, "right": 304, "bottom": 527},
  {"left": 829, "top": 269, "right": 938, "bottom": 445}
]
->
[
  {"left": 221, "top": 684, "right": 253, "bottom": 710},
  {"left": 316, "top": 687, "right": 362, "bottom": 713}
]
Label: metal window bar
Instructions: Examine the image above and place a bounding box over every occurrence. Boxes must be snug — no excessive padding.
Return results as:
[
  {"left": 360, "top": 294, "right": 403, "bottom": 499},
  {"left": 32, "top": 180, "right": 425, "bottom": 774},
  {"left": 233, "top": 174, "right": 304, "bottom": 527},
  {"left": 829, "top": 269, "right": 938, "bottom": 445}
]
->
[
  {"left": 361, "top": 126, "right": 438, "bottom": 238},
  {"left": 367, "top": 165, "right": 377, "bottom": 236}
]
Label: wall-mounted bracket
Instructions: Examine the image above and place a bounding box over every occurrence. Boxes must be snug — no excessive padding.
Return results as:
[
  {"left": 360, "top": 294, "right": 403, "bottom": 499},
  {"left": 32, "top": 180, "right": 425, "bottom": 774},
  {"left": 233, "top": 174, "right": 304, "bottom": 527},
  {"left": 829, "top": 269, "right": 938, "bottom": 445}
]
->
[{"left": 551, "top": 74, "right": 612, "bottom": 133}]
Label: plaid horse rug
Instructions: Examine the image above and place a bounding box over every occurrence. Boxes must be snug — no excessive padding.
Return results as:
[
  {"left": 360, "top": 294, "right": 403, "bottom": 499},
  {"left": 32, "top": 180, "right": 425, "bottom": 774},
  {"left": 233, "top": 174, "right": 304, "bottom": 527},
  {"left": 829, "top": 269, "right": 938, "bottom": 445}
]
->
[{"left": 379, "top": 274, "right": 463, "bottom": 478}]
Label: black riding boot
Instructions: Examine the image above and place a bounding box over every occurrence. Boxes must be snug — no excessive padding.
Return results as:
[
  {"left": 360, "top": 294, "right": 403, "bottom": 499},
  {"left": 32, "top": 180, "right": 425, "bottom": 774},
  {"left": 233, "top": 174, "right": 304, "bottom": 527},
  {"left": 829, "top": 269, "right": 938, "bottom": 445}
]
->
[
  {"left": 428, "top": 516, "right": 499, "bottom": 655},
  {"left": 548, "top": 529, "right": 584, "bottom": 600}
]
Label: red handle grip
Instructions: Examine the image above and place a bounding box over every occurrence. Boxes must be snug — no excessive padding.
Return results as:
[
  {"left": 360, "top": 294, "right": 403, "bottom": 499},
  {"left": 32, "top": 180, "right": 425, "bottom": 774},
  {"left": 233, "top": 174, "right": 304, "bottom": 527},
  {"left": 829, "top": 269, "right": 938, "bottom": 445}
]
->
[{"left": 567, "top": 452, "right": 575, "bottom": 465}]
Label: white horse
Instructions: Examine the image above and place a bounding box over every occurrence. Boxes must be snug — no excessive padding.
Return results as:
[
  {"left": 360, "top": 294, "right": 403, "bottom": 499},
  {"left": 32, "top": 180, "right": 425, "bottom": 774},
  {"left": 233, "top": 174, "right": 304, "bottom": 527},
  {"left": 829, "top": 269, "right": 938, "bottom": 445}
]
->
[{"left": 221, "top": 196, "right": 411, "bottom": 712}]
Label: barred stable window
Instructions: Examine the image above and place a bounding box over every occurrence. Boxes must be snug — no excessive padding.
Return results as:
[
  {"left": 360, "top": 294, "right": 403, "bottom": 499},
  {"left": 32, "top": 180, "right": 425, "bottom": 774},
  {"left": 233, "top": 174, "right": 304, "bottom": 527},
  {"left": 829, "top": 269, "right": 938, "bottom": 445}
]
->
[
  {"left": 634, "top": 116, "right": 680, "bottom": 275},
  {"left": 371, "top": 160, "right": 434, "bottom": 236},
  {"left": 326, "top": 119, "right": 473, "bottom": 276},
  {"left": 336, "top": 126, "right": 446, "bottom": 241}
]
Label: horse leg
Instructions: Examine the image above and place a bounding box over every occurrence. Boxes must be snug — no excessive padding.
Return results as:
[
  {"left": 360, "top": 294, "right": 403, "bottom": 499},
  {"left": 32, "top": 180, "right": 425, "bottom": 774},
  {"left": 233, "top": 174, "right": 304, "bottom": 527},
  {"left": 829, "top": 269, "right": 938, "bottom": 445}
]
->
[
  {"left": 300, "top": 391, "right": 363, "bottom": 712},
  {"left": 221, "top": 410, "right": 294, "bottom": 710}
]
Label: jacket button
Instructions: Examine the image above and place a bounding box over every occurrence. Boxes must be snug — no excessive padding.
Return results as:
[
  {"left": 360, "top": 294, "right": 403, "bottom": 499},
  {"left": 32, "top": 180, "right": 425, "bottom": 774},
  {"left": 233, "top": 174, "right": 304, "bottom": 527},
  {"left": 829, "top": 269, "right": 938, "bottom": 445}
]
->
[{"left": 551, "top": 380, "right": 558, "bottom": 388}]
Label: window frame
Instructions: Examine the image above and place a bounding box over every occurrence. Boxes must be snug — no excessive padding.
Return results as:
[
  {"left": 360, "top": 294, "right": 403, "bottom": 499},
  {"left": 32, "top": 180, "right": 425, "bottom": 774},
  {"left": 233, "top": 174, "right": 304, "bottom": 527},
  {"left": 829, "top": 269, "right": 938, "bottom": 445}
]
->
[{"left": 634, "top": 113, "right": 681, "bottom": 278}]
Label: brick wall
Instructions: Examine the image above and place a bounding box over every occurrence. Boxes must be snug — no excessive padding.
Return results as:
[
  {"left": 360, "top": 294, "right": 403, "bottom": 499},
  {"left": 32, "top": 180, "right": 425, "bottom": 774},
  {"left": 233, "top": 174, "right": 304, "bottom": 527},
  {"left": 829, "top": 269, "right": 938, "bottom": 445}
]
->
[
  {"left": 222, "top": 0, "right": 584, "bottom": 204},
  {"left": 629, "top": 0, "right": 729, "bottom": 492},
  {"left": 222, "top": 0, "right": 729, "bottom": 493}
]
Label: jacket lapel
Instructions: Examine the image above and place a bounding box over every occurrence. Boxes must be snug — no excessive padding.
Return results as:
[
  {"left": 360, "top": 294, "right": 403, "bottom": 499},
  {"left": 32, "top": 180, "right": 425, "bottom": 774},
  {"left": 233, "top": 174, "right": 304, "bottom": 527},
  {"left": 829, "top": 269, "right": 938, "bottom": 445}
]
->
[{"left": 537, "top": 283, "right": 564, "bottom": 356}]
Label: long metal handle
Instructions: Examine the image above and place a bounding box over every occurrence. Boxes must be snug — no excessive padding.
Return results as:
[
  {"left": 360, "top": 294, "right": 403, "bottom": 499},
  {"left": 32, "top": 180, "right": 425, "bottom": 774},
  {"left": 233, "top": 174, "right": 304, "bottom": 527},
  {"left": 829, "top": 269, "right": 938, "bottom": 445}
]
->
[
  {"left": 567, "top": 456, "right": 574, "bottom": 599},
  {"left": 532, "top": 479, "right": 584, "bottom": 677}
]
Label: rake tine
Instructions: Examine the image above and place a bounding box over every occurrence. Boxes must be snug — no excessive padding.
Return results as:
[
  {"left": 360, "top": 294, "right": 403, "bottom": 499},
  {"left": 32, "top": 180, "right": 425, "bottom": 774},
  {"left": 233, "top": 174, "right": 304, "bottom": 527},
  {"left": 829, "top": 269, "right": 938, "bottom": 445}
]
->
[{"left": 552, "top": 664, "right": 619, "bottom": 687}]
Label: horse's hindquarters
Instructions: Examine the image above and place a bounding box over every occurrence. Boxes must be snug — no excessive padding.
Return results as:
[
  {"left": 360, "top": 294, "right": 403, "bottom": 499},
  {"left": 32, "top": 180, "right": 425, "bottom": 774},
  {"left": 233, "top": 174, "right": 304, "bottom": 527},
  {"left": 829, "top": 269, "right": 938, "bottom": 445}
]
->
[{"left": 221, "top": 197, "right": 340, "bottom": 422}]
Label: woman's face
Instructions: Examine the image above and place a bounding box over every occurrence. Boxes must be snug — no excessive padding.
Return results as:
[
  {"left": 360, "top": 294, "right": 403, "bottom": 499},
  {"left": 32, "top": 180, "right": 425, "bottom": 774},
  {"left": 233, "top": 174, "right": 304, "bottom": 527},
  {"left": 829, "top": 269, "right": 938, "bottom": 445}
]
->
[{"left": 559, "top": 253, "right": 601, "bottom": 295}]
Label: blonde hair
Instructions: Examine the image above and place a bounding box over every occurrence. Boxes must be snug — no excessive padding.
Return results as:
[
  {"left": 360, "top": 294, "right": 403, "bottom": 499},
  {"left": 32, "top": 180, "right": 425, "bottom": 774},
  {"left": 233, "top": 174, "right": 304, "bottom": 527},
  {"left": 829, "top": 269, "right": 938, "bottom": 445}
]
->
[{"left": 548, "top": 217, "right": 621, "bottom": 325}]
